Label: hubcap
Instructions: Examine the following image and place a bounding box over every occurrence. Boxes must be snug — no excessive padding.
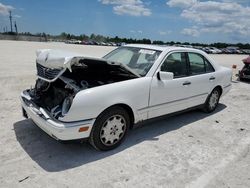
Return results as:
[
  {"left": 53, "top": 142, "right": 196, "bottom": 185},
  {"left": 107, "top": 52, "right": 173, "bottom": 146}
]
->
[
  {"left": 100, "top": 115, "right": 126, "bottom": 146},
  {"left": 209, "top": 90, "right": 219, "bottom": 109}
]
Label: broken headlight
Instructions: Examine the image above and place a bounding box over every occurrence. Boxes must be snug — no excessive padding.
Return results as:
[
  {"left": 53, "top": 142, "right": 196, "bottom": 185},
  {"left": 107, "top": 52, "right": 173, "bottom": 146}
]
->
[{"left": 61, "top": 96, "right": 73, "bottom": 116}]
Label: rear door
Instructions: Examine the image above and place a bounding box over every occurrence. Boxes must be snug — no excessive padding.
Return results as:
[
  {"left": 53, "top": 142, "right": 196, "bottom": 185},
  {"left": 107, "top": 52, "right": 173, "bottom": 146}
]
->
[{"left": 185, "top": 52, "right": 217, "bottom": 106}]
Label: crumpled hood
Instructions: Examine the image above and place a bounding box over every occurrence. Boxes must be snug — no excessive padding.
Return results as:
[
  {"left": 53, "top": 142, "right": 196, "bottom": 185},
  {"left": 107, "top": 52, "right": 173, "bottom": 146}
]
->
[
  {"left": 36, "top": 49, "right": 140, "bottom": 77},
  {"left": 36, "top": 49, "right": 89, "bottom": 71}
]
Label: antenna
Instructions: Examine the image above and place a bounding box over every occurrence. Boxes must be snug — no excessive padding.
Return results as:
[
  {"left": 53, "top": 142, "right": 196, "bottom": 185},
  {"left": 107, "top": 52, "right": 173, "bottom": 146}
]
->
[{"left": 9, "top": 11, "right": 13, "bottom": 32}]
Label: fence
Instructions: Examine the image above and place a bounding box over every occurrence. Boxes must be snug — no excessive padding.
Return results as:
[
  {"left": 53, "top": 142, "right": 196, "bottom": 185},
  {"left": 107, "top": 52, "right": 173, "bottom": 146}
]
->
[{"left": 0, "top": 34, "right": 47, "bottom": 42}]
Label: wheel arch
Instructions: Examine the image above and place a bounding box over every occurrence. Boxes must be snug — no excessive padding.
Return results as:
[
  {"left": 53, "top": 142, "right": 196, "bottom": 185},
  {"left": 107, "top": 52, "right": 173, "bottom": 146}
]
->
[{"left": 99, "top": 103, "right": 135, "bottom": 129}]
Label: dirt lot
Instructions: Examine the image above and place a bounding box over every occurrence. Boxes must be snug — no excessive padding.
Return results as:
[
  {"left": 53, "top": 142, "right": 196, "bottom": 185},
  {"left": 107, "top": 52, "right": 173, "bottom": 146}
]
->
[{"left": 0, "top": 40, "right": 249, "bottom": 188}]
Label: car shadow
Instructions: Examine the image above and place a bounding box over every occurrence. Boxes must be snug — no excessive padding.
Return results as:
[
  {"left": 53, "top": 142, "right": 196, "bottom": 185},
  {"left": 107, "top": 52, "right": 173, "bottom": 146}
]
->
[{"left": 13, "top": 104, "right": 226, "bottom": 172}]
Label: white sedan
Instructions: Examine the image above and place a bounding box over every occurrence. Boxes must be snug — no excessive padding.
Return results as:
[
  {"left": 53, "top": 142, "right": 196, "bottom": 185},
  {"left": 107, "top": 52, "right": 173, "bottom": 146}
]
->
[{"left": 20, "top": 44, "right": 232, "bottom": 150}]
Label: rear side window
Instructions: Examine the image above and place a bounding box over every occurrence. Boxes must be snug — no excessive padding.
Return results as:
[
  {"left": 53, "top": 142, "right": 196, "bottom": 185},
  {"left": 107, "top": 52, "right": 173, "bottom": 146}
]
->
[
  {"left": 161, "top": 52, "right": 187, "bottom": 78},
  {"left": 205, "top": 59, "right": 215, "bottom": 72},
  {"left": 188, "top": 53, "right": 205, "bottom": 75},
  {"left": 188, "top": 53, "right": 215, "bottom": 75}
]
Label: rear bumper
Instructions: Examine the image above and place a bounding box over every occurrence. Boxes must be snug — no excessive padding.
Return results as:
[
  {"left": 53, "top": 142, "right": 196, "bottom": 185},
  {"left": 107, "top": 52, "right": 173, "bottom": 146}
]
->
[{"left": 20, "top": 90, "right": 95, "bottom": 141}]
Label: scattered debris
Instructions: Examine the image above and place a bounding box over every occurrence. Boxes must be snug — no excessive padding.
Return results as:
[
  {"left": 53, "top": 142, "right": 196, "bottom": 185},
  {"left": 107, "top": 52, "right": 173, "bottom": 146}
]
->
[
  {"left": 188, "top": 135, "right": 194, "bottom": 138},
  {"left": 215, "top": 120, "right": 219, "bottom": 123},
  {"left": 239, "top": 128, "right": 245, "bottom": 131},
  {"left": 18, "top": 176, "right": 29, "bottom": 183}
]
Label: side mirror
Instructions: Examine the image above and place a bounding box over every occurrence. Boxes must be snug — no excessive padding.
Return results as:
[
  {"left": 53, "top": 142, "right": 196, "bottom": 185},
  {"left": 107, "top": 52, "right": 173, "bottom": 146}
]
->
[{"left": 157, "top": 71, "right": 174, "bottom": 81}]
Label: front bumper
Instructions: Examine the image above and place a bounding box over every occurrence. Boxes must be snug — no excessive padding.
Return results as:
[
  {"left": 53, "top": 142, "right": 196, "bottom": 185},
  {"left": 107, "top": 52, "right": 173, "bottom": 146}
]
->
[{"left": 20, "top": 90, "right": 95, "bottom": 141}]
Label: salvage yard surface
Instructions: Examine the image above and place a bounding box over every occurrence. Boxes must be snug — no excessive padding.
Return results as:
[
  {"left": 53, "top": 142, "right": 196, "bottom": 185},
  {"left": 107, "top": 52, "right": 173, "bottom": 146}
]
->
[{"left": 0, "top": 40, "right": 249, "bottom": 188}]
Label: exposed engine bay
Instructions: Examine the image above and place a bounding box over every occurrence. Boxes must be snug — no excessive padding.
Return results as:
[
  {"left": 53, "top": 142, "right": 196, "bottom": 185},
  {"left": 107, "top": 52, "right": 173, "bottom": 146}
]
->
[{"left": 28, "top": 58, "right": 138, "bottom": 119}]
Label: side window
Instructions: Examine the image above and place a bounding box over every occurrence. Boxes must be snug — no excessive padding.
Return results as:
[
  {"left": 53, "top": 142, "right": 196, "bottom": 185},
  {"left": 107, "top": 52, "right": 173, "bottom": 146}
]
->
[
  {"left": 161, "top": 52, "right": 187, "bottom": 78},
  {"left": 188, "top": 53, "right": 206, "bottom": 75},
  {"left": 204, "top": 59, "right": 215, "bottom": 73}
]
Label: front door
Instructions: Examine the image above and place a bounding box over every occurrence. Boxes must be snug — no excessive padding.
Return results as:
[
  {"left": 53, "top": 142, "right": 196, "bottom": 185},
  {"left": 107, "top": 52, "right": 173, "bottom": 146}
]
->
[{"left": 148, "top": 52, "right": 193, "bottom": 119}]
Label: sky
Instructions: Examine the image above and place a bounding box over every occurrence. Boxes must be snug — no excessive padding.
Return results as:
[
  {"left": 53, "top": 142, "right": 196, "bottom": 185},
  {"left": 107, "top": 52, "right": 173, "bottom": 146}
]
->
[{"left": 0, "top": 0, "right": 250, "bottom": 43}]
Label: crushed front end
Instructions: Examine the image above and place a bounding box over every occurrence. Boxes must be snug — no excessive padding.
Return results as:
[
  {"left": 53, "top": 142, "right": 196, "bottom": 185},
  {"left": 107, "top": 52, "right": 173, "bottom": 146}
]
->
[{"left": 21, "top": 49, "right": 137, "bottom": 140}]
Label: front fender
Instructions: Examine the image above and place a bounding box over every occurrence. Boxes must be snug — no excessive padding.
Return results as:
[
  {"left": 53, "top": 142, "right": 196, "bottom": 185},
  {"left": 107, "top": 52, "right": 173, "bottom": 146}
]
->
[{"left": 59, "top": 77, "right": 152, "bottom": 123}]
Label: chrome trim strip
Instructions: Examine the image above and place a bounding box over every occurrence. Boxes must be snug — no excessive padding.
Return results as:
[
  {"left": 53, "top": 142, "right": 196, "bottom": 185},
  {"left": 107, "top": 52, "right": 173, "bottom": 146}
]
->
[
  {"left": 223, "top": 83, "right": 232, "bottom": 89},
  {"left": 138, "top": 92, "right": 208, "bottom": 111},
  {"left": 37, "top": 68, "right": 66, "bottom": 82}
]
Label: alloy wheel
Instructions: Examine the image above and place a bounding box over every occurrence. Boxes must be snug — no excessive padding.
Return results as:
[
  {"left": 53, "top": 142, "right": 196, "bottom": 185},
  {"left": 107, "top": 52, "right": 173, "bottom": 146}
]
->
[
  {"left": 209, "top": 90, "right": 219, "bottom": 110},
  {"left": 100, "top": 115, "right": 126, "bottom": 146}
]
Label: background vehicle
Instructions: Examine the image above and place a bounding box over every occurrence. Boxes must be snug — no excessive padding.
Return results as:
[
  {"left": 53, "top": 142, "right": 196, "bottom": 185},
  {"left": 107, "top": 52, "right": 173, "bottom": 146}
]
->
[
  {"left": 202, "top": 47, "right": 222, "bottom": 54},
  {"left": 209, "top": 47, "right": 222, "bottom": 54},
  {"left": 239, "top": 56, "right": 250, "bottom": 81}
]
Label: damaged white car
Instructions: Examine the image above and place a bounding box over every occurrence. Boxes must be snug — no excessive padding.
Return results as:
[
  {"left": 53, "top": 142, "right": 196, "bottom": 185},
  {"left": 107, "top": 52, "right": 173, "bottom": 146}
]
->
[{"left": 21, "top": 44, "right": 232, "bottom": 150}]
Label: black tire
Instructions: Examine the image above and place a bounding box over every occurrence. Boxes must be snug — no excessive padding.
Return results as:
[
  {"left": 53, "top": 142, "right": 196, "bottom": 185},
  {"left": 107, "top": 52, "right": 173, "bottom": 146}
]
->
[
  {"left": 89, "top": 106, "right": 130, "bottom": 151},
  {"left": 203, "top": 88, "right": 221, "bottom": 113}
]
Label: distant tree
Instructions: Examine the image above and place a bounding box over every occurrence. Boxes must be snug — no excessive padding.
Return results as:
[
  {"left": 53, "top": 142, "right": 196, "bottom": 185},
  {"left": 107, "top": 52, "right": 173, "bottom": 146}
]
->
[
  {"left": 169, "top": 41, "right": 175, "bottom": 45},
  {"left": 60, "top": 32, "right": 67, "bottom": 39},
  {"left": 80, "top": 34, "right": 89, "bottom": 41},
  {"left": 66, "top": 34, "right": 71, "bottom": 40},
  {"left": 153, "top": 40, "right": 164, "bottom": 45},
  {"left": 16, "top": 31, "right": 250, "bottom": 49},
  {"left": 90, "top": 33, "right": 96, "bottom": 40}
]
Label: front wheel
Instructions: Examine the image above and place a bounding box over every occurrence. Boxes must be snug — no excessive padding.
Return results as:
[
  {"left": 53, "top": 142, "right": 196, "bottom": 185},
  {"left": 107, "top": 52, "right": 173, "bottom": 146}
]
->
[
  {"left": 203, "top": 88, "right": 221, "bottom": 113},
  {"left": 89, "top": 106, "right": 130, "bottom": 151}
]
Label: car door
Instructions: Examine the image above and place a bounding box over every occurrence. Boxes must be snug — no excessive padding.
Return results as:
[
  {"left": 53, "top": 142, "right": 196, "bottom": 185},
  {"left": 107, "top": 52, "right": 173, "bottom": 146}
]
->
[
  {"left": 147, "top": 51, "right": 194, "bottom": 119},
  {"left": 185, "top": 52, "right": 217, "bottom": 106}
]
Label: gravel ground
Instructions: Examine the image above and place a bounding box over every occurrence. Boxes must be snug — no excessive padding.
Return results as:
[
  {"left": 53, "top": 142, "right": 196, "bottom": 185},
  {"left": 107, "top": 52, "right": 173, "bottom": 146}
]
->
[{"left": 0, "top": 40, "right": 249, "bottom": 188}]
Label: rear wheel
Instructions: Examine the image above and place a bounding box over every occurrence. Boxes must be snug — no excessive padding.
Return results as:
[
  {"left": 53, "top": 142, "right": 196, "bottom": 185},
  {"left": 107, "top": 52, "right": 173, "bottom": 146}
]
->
[
  {"left": 203, "top": 88, "right": 221, "bottom": 113},
  {"left": 89, "top": 106, "right": 130, "bottom": 151}
]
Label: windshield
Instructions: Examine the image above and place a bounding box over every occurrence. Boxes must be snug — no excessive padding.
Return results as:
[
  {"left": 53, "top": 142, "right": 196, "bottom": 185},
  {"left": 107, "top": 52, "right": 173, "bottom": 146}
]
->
[{"left": 103, "top": 47, "right": 162, "bottom": 76}]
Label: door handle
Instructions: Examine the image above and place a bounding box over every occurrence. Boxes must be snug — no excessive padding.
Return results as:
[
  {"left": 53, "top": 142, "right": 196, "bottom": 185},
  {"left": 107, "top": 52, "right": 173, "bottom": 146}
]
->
[
  {"left": 183, "top": 81, "right": 191, "bottom": 86},
  {"left": 209, "top": 76, "right": 216, "bottom": 81}
]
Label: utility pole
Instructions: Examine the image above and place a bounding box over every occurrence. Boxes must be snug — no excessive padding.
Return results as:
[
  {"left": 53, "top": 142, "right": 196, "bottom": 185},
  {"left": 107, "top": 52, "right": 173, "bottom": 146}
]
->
[
  {"left": 14, "top": 21, "right": 18, "bottom": 34},
  {"left": 9, "top": 11, "right": 13, "bottom": 32}
]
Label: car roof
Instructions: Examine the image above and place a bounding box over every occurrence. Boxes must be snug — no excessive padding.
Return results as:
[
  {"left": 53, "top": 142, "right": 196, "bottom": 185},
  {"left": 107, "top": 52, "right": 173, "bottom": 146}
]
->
[
  {"left": 124, "top": 44, "right": 199, "bottom": 53},
  {"left": 124, "top": 43, "right": 219, "bottom": 70}
]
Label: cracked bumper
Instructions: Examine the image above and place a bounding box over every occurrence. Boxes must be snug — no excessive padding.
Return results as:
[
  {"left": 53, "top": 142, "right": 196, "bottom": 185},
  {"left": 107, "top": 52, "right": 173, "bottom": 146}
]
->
[{"left": 20, "top": 90, "right": 95, "bottom": 141}]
